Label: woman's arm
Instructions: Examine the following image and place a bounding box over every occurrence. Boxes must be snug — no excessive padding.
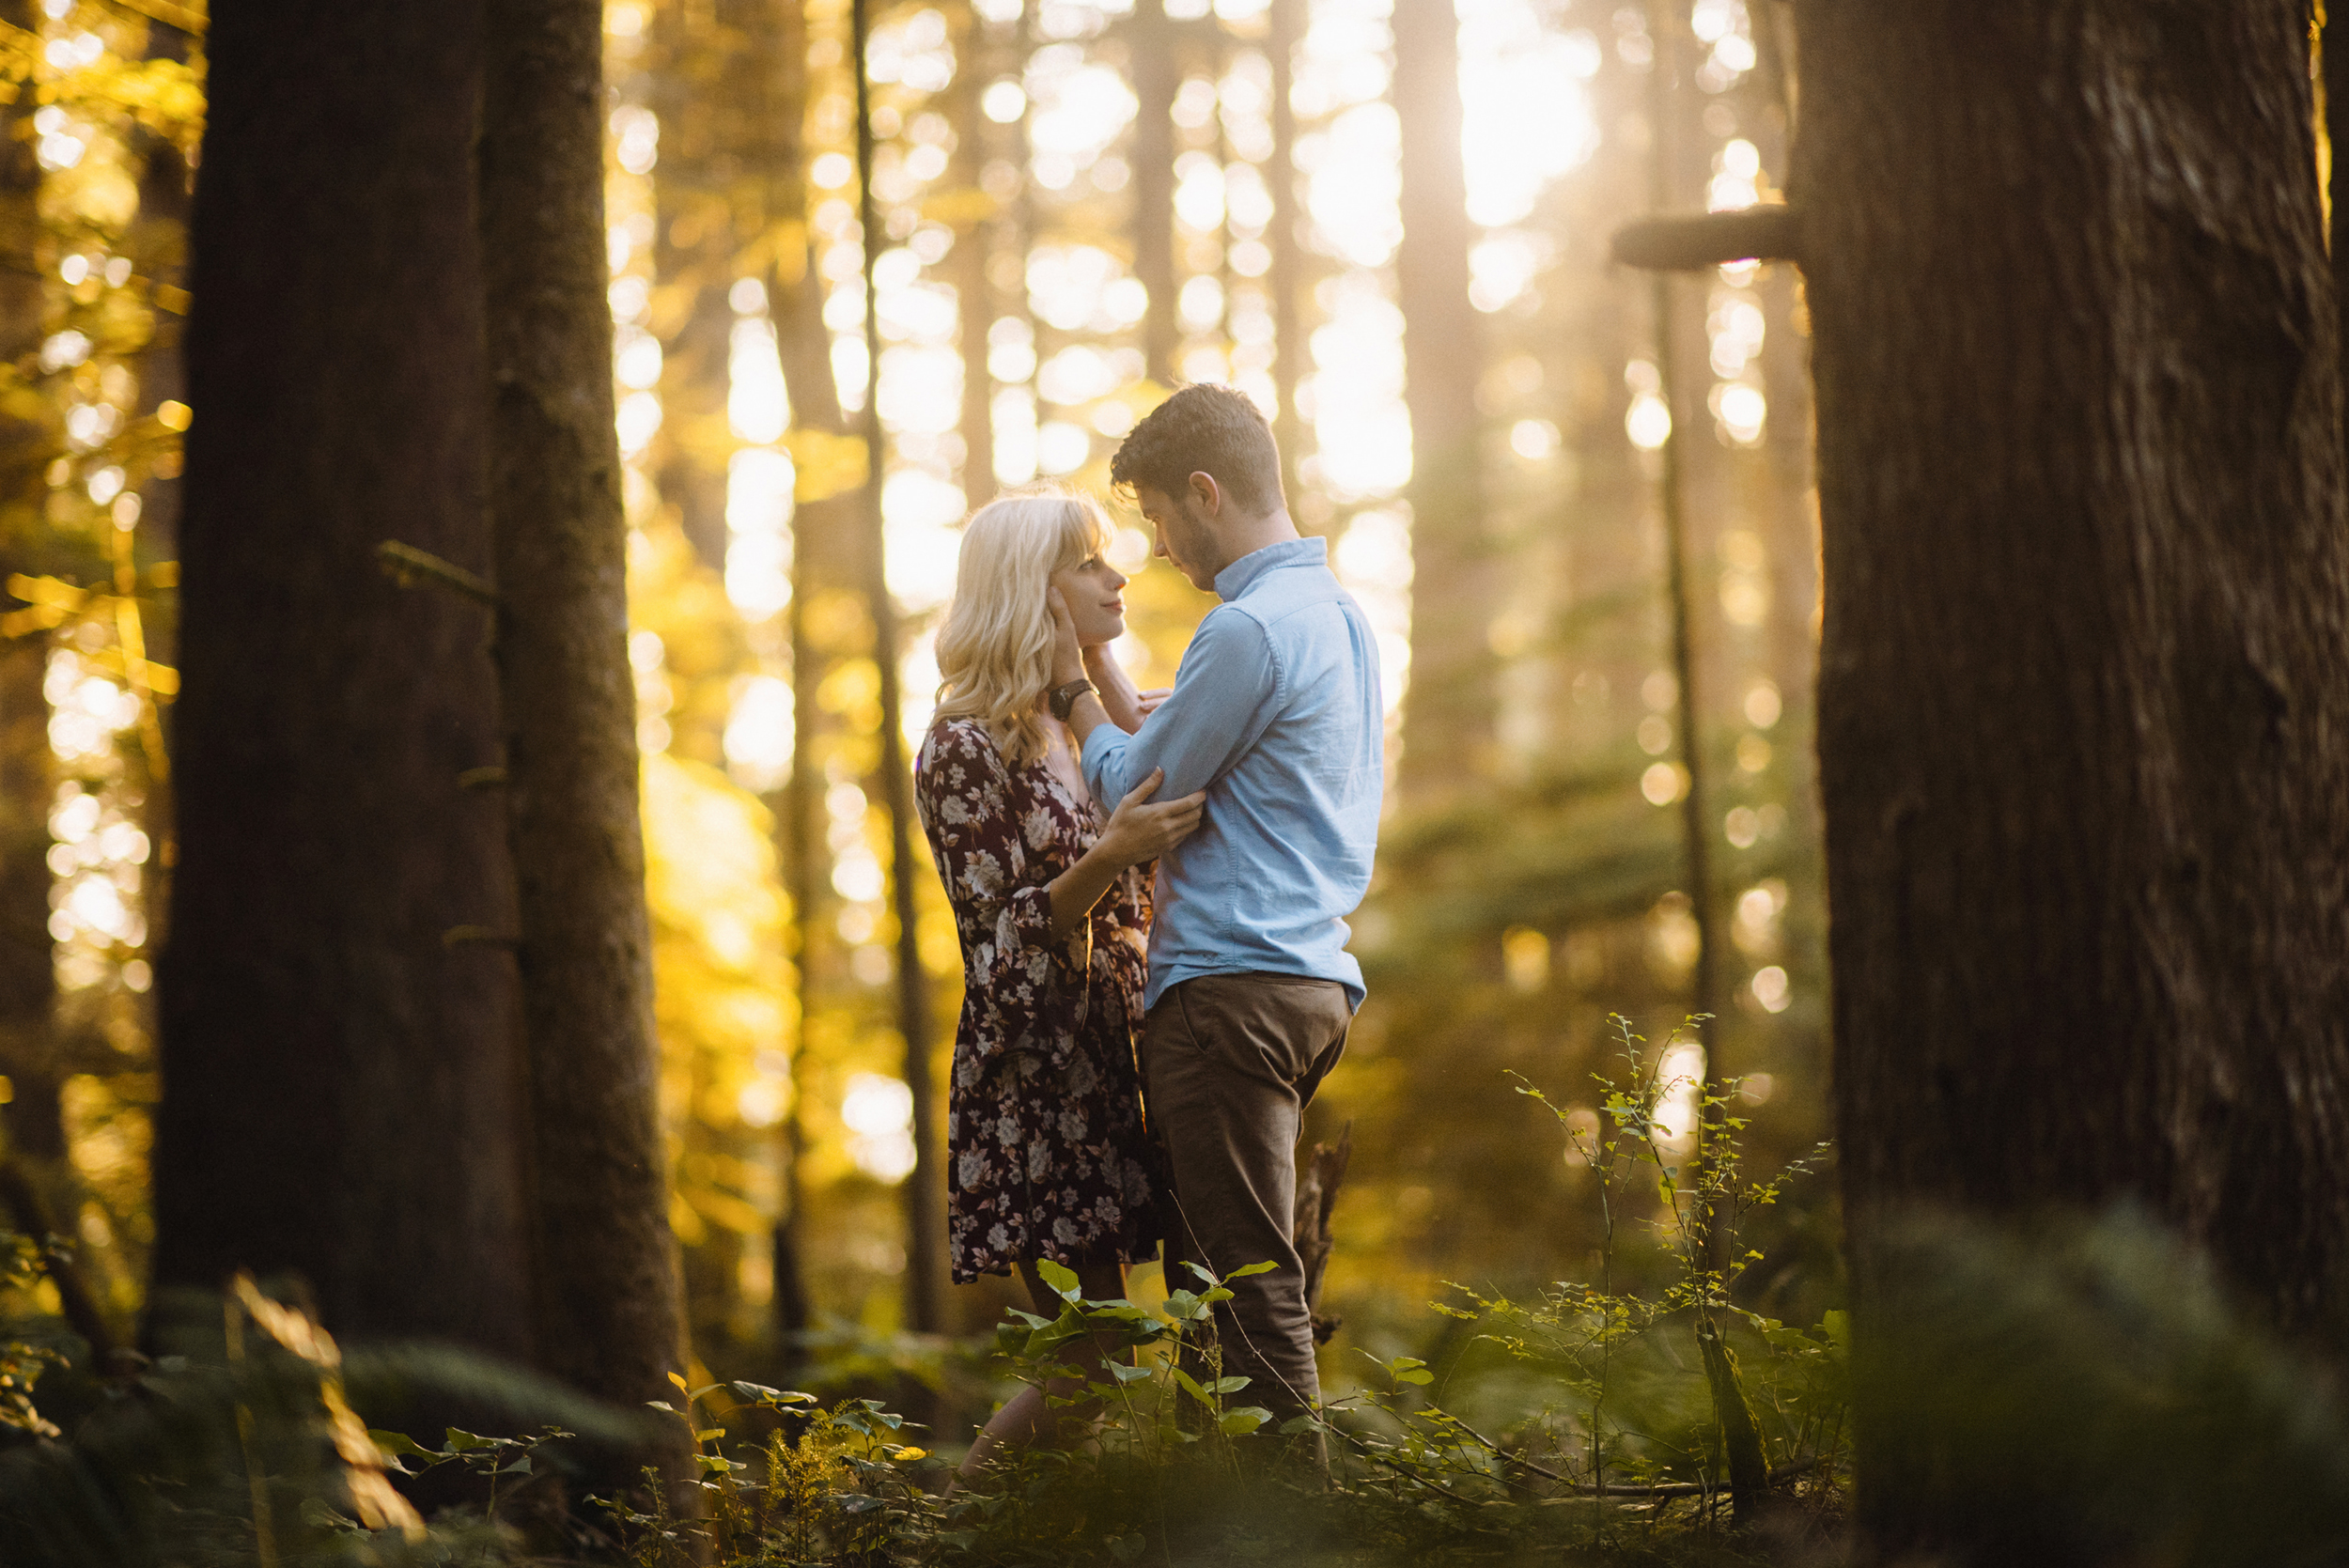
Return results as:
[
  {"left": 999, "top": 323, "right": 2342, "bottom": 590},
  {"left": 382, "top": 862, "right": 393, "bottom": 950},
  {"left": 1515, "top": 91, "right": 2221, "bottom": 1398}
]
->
[{"left": 1082, "top": 641, "right": 1150, "bottom": 733}]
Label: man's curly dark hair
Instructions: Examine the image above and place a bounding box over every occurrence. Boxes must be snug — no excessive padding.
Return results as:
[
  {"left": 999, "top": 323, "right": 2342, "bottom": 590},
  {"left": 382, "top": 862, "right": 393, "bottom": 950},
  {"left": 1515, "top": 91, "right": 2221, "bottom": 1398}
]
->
[{"left": 1108, "top": 383, "right": 1285, "bottom": 515}]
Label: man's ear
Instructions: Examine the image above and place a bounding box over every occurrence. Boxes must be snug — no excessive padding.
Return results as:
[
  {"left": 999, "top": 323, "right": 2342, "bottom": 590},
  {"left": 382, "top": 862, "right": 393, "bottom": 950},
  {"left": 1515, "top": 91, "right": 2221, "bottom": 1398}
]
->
[{"left": 1188, "top": 470, "right": 1222, "bottom": 517}]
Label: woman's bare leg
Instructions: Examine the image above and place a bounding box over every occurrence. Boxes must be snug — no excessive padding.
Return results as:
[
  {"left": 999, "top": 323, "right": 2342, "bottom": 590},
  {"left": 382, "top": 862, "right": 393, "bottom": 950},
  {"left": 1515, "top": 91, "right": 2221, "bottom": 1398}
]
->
[{"left": 956, "top": 1260, "right": 1128, "bottom": 1485}]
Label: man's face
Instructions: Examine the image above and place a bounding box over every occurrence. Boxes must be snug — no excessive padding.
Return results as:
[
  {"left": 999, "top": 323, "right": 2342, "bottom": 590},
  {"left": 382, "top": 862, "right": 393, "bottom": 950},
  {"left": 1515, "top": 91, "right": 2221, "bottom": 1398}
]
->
[{"left": 1136, "top": 481, "right": 1221, "bottom": 592}]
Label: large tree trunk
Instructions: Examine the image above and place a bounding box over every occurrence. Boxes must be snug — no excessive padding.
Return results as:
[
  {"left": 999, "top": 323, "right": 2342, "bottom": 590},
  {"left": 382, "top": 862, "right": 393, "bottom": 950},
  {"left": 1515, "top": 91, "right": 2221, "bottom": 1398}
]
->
[
  {"left": 154, "top": 0, "right": 530, "bottom": 1355},
  {"left": 480, "top": 0, "right": 687, "bottom": 1407},
  {"left": 1796, "top": 0, "right": 2349, "bottom": 1548},
  {"left": 1391, "top": 0, "right": 1491, "bottom": 804}
]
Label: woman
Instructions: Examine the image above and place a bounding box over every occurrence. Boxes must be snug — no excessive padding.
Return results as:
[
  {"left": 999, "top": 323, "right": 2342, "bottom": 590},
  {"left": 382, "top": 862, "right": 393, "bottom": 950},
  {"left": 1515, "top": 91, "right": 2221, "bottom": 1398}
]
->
[{"left": 914, "top": 489, "right": 1205, "bottom": 1478}]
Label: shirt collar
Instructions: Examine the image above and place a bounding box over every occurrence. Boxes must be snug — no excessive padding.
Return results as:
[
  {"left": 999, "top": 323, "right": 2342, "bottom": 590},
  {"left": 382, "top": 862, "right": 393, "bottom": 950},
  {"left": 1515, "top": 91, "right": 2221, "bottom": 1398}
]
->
[{"left": 1214, "top": 536, "right": 1326, "bottom": 601}]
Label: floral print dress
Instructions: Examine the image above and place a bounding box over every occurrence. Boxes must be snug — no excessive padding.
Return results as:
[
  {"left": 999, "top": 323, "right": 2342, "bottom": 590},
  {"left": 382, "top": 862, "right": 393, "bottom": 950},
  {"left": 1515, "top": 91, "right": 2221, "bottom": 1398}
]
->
[{"left": 914, "top": 716, "right": 1166, "bottom": 1283}]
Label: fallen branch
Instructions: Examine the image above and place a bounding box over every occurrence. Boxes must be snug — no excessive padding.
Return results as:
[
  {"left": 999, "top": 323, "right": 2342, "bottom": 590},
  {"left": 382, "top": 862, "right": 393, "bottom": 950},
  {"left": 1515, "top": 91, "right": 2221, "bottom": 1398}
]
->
[
  {"left": 1611, "top": 207, "right": 1803, "bottom": 272},
  {"left": 1445, "top": 1410, "right": 1829, "bottom": 1498}
]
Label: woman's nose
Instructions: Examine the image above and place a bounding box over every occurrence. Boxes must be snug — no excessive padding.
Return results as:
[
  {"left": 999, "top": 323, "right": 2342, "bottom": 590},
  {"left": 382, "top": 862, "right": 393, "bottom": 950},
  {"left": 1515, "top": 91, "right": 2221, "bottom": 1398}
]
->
[{"left": 1107, "top": 566, "right": 1128, "bottom": 589}]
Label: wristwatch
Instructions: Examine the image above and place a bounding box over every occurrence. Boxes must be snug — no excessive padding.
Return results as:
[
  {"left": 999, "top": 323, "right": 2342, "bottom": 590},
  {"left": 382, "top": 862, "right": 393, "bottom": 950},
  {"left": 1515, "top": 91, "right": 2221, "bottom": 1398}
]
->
[{"left": 1048, "top": 678, "right": 1097, "bottom": 721}]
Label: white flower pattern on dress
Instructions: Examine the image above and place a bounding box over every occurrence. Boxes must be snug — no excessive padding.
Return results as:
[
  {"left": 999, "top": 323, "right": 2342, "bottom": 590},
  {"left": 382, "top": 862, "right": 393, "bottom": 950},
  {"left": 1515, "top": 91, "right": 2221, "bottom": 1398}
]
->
[{"left": 915, "top": 718, "right": 1165, "bottom": 1282}]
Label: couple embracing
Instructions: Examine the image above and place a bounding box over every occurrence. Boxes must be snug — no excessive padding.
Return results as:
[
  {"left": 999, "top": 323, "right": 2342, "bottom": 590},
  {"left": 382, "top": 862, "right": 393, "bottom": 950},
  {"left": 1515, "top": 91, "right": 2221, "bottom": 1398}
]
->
[{"left": 912, "top": 384, "right": 1383, "bottom": 1478}]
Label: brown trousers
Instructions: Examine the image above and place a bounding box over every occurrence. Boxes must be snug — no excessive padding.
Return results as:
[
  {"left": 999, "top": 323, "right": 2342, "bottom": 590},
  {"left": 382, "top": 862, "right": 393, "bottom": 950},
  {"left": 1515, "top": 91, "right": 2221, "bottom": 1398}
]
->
[{"left": 1143, "top": 972, "right": 1352, "bottom": 1421}]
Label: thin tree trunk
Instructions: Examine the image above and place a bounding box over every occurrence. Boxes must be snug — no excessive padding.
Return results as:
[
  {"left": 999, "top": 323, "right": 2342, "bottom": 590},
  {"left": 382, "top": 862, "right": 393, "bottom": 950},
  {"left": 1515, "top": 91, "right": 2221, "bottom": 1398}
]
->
[
  {"left": 1796, "top": 1, "right": 2349, "bottom": 1550},
  {"left": 155, "top": 0, "right": 530, "bottom": 1355},
  {"left": 1131, "top": 0, "right": 1177, "bottom": 386},
  {"left": 0, "top": 0, "right": 57, "bottom": 1178},
  {"left": 758, "top": 0, "right": 825, "bottom": 1358},
  {"left": 479, "top": 0, "right": 686, "bottom": 1405},
  {"left": 955, "top": 57, "right": 996, "bottom": 514},
  {"left": 1391, "top": 0, "right": 1491, "bottom": 803},
  {"left": 1268, "top": 0, "right": 1305, "bottom": 504},
  {"left": 851, "top": 0, "right": 947, "bottom": 1334},
  {"left": 651, "top": 2, "right": 736, "bottom": 573}
]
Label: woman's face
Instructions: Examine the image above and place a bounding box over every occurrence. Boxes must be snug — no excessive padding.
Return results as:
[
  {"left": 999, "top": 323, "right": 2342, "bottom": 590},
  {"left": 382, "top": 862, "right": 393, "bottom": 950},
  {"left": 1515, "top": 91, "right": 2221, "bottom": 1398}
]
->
[{"left": 1048, "top": 544, "right": 1129, "bottom": 649}]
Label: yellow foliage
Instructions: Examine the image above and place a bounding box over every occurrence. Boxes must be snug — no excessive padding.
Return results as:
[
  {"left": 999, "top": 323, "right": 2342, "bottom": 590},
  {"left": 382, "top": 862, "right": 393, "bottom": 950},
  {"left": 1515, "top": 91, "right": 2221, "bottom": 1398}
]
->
[
  {"left": 642, "top": 750, "right": 796, "bottom": 1237},
  {"left": 784, "top": 427, "right": 869, "bottom": 503},
  {"left": 917, "top": 185, "right": 997, "bottom": 231}
]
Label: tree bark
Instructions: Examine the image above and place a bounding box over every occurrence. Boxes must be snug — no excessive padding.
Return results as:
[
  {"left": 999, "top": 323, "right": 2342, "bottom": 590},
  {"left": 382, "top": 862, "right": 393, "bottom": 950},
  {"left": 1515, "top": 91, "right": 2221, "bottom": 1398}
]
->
[
  {"left": 650, "top": 0, "right": 736, "bottom": 574},
  {"left": 154, "top": 0, "right": 529, "bottom": 1355},
  {"left": 851, "top": 0, "right": 947, "bottom": 1333},
  {"left": 756, "top": 0, "right": 825, "bottom": 1357},
  {"left": 479, "top": 0, "right": 687, "bottom": 1405},
  {"left": 1131, "top": 0, "right": 1178, "bottom": 386},
  {"left": 1392, "top": 0, "right": 1492, "bottom": 803},
  {"left": 1796, "top": 1, "right": 2349, "bottom": 1549},
  {"left": 1267, "top": 0, "right": 1305, "bottom": 504},
  {"left": 0, "top": 0, "right": 58, "bottom": 1177}
]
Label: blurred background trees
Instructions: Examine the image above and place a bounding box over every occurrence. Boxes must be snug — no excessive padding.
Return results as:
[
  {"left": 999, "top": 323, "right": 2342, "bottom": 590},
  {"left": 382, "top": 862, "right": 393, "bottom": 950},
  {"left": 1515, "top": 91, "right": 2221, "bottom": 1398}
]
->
[{"left": 0, "top": 0, "right": 1831, "bottom": 1411}]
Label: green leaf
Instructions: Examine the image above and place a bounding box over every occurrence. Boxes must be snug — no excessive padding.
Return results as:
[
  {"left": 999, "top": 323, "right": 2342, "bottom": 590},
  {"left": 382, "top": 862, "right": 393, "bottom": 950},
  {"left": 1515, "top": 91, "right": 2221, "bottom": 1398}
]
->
[
  {"left": 731, "top": 1380, "right": 818, "bottom": 1406},
  {"left": 1035, "top": 1259, "right": 1082, "bottom": 1299},
  {"left": 1206, "top": 1375, "right": 1252, "bottom": 1395},
  {"left": 1109, "top": 1362, "right": 1156, "bottom": 1382},
  {"left": 443, "top": 1428, "right": 494, "bottom": 1452},
  {"left": 1225, "top": 1261, "right": 1278, "bottom": 1279},
  {"left": 1218, "top": 1405, "right": 1273, "bottom": 1435},
  {"left": 1395, "top": 1369, "right": 1435, "bottom": 1386}
]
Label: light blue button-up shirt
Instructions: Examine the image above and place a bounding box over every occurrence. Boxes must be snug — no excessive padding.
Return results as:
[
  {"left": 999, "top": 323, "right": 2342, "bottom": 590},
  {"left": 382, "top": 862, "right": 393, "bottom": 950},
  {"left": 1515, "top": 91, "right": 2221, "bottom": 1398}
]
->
[{"left": 1081, "top": 536, "right": 1383, "bottom": 1011}]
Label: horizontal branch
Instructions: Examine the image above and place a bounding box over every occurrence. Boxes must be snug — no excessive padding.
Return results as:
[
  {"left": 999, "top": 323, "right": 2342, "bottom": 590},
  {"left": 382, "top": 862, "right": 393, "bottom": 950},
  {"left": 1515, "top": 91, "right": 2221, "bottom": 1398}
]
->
[
  {"left": 1610, "top": 207, "right": 1803, "bottom": 272},
  {"left": 377, "top": 540, "right": 498, "bottom": 607}
]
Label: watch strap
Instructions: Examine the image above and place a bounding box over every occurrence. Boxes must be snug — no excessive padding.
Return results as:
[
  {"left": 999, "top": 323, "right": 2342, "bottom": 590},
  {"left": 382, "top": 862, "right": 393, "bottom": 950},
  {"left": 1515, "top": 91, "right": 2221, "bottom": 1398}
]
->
[{"left": 1048, "top": 678, "right": 1096, "bottom": 721}]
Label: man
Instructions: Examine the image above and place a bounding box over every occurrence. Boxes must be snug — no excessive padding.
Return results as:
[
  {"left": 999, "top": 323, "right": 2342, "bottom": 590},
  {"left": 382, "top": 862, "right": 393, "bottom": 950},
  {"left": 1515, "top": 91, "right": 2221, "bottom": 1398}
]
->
[{"left": 1045, "top": 384, "right": 1382, "bottom": 1439}]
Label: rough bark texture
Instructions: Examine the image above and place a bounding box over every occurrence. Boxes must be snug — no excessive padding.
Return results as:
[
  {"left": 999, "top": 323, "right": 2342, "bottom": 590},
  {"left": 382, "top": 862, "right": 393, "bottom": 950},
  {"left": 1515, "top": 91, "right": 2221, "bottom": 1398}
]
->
[
  {"left": 1392, "top": 0, "right": 1492, "bottom": 802},
  {"left": 154, "top": 0, "right": 529, "bottom": 1353},
  {"left": 480, "top": 0, "right": 686, "bottom": 1405},
  {"left": 1796, "top": 0, "right": 2349, "bottom": 1547}
]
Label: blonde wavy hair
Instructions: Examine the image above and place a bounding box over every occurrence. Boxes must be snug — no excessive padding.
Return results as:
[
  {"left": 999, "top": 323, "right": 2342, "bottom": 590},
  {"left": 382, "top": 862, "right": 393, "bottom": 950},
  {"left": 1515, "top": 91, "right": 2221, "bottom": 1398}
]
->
[{"left": 932, "top": 489, "right": 1112, "bottom": 767}]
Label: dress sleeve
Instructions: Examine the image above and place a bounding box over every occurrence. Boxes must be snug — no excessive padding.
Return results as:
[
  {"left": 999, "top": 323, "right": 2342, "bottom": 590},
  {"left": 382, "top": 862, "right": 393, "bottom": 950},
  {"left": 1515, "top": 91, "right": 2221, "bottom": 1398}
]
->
[{"left": 916, "top": 722, "right": 1091, "bottom": 1066}]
